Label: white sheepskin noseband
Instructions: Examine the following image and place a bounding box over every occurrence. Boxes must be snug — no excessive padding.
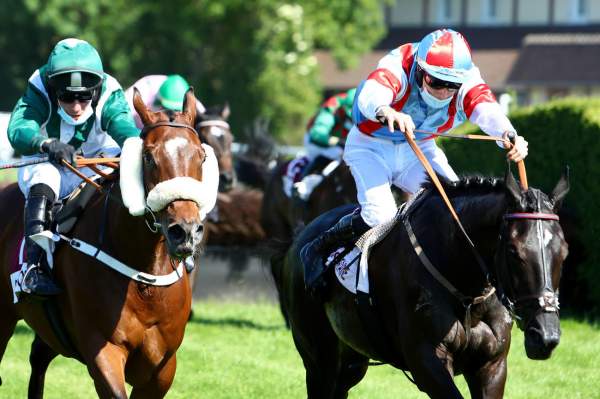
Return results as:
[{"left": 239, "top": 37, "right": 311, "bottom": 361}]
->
[{"left": 119, "top": 137, "right": 220, "bottom": 220}]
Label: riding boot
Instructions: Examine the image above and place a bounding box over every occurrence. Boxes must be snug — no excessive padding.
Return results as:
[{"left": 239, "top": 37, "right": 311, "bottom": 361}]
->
[
  {"left": 20, "top": 184, "right": 61, "bottom": 298},
  {"left": 301, "top": 211, "right": 370, "bottom": 298}
]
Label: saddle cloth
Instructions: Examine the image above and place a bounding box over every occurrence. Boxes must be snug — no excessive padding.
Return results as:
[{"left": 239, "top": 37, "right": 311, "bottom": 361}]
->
[
  {"left": 331, "top": 192, "right": 422, "bottom": 294},
  {"left": 282, "top": 156, "right": 309, "bottom": 197}
]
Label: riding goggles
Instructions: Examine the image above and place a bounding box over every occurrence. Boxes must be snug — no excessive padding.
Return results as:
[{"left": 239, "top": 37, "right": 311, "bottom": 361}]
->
[
  {"left": 424, "top": 73, "right": 462, "bottom": 91},
  {"left": 57, "top": 90, "right": 94, "bottom": 103}
]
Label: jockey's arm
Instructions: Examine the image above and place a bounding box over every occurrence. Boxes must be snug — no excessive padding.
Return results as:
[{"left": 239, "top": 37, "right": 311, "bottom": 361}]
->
[
  {"left": 357, "top": 53, "right": 415, "bottom": 137},
  {"left": 308, "top": 108, "right": 336, "bottom": 147},
  {"left": 463, "top": 82, "right": 528, "bottom": 161},
  {"left": 7, "top": 86, "right": 49, "bottom": 155},
  {"left": 101, "top": 89, "right": 141, "bottom": 147}
]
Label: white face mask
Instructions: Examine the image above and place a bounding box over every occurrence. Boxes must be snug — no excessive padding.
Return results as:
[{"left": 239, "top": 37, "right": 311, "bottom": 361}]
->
[
  {"left": 419, "top": 85, "right": 453, "bottom": 109},
  {"left": 57, "top": 103, "right": 94, "bottom": 126}
]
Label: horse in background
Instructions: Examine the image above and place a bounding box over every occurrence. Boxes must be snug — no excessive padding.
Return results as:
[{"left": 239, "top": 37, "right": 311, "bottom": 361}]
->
[
  {"left": 196, "top": 103, "right": 236, "bottom": 192},
  {"left": 272, "top": 169, "right": 570, "bottom": 398},
  {"left": 206, "top": 188, "right": 265, "bottom": 246},
  {"left": 234, "top": 117, "right": 278, "bottom": 190},
  {"left": 0, "top": 89, "right": 217, "bottom": 397},
  {"left": 261, "top": 159, "right": 355, "bottom": 244}
]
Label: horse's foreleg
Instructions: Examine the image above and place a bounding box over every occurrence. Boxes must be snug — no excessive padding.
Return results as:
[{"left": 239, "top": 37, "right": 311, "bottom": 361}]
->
[
  {"left": 27, "top": 334, "right": 58, "bottom": 399},
  {"left": 84, "top": 341, "right": 127, "bottom": 399},
  {"left": 333, "top": 344, "right": 369, "bottom": 399},
  {"left": 463, "top": 357, "right": 507, "bottom": 399},
  {"left": 0, "top": 314, "right": 18, "bottom": 387},
  {"left": 404, "top": 344, "right": 464, "bottom": 399},
  {"left": 130, "top": 354, "right": 176, "bottom": 399}
]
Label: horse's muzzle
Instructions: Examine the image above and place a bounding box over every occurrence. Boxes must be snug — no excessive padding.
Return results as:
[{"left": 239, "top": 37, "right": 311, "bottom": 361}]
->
[
  {"left": 166, "top": 222, "right": 204, "bottom": 258},
  {"left": 524, "top": 311, "right": 561, "bottom": 360}
]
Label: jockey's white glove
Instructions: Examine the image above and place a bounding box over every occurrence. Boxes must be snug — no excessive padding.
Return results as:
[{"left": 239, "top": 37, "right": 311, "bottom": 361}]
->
[
  {"left": 502, "top": 131, "right": 528, "bottom": 162},
  {"left": 328, "top": 136, "right": 340, "bottom": 146},
  {"left": 375, "top": 106, "right": 415, "bottom": 139}
]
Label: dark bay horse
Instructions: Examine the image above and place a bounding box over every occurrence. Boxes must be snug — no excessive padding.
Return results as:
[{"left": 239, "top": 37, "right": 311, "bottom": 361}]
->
[
  {"left": 196, "top": 103, "right": 235, "bottom": 192},
  {"left": 206, "top": 187, "right": 265, "bottom": 246},
  {"left": 0, "top": 89, "right": 217, "bottom": 398},
  {"left": 272, "top": 169, "right": 569, "bottom": 398},
  {"left": 261, "top": 159, "right": 355, "bottom": 243}
]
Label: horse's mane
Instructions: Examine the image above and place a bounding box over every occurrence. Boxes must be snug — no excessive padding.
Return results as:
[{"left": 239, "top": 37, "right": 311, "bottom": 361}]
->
[
  {"left": 420, "top": 175, "right": 506, "bottom": 199},
  {"left": 419, "top": 174, "right": 546, "bottom": 218}
]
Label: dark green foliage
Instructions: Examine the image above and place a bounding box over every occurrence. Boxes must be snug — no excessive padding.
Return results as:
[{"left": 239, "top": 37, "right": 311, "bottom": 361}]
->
[
  {"left": 439, "top": 98, "right": 600, "bottom": 314},
  {"left": 0, "top": 0, "right": 386, "bottom": 143}
]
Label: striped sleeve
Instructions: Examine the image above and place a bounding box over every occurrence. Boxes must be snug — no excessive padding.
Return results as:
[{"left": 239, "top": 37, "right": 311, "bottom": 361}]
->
[
  {"left": 459, "top": 69, "right": 516, "bottom": 146},
  {"left": 357, "top": 47, "right": 410, "bottom": 120}
]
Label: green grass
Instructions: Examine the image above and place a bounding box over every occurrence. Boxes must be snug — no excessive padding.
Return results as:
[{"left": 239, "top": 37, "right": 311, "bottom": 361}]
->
[
  {"left": 1, "top": 301, "right": 599, "bottom": 398},
  {"left": 0, "top": 169, "right": 17, "bottom": 185}
]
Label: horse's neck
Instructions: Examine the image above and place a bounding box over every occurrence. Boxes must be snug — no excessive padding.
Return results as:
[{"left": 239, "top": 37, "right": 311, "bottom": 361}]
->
[
  {"left": 98, "top": 192, "right": 169, "bottom": 275},
  {"left": 414, "top": 191, "right": 506, "bottom": 296}
]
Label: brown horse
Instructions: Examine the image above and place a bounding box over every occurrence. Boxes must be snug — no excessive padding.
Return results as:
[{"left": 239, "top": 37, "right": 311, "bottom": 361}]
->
[
  {"left": 271, "top": 168, "right": 569, "bottom": 398},
  {"left": 0, "top": 89, "right": 217, "bottom": 398},
  {"left": 196, "top": 104, "right": 235, "bottom": 192},
  {"left": 206, "top": 188, "right": 265, "bottom": 246},
  {"left": 261, "top": 159, "right": 355, "bottom": 243}
]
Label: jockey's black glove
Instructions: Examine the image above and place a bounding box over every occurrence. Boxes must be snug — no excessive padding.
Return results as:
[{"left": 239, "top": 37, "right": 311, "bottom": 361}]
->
[{"left": 41, "top": 139, "right": 77, "bottom": 167}]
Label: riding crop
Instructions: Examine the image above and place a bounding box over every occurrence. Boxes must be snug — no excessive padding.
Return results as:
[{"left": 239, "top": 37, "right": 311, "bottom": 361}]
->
[{"left": 0, "top": 155, "right": 121, "bottom": 191}]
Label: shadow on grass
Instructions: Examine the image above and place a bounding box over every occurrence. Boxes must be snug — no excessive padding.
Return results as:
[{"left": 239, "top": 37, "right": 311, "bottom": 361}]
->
[{"left": 190, "top": 316, "right": 285, "bottom": 331}]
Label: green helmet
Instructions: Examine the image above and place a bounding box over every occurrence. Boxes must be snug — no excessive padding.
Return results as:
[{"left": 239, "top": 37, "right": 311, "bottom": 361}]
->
[
  {"left": 157, "top": 75, "right": 190, "bottom": 111},
  {"left": 47, "top": 38, "right": 104, "bottom": 95}
]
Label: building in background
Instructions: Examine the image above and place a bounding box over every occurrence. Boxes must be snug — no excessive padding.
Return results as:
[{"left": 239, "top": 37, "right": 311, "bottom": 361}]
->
[{"left": 317, "top": 0, "right": 600, "bottom": 107}]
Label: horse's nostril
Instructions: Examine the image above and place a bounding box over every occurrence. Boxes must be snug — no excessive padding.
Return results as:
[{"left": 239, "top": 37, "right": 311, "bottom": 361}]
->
[
  {"left": 167, "top": 224, "right": 186, "bottom": 244},
  {"left": 196, "top": 224, "right": 204, "bottom": 234}
]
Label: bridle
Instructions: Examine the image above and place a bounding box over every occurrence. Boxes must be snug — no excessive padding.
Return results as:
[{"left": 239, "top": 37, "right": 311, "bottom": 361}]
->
[
  {"left": 141, "top": 121, "right": 199, "bottom": 139},
  {"left": 498, "top": 197, "right": 561, "bottom": 328},
  {"left": 196, "top": 119, "right": 232, "bottom": 156},
  {"left": 138, "top": 120, "right": 206, "bottom": 233}
]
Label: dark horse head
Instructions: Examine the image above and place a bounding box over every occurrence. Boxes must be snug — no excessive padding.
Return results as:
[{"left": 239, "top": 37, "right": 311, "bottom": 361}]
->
[
  {"left": 195, "top": 104, "right": 236, "bottom": 192},
  {"left": 495, "top": 167, "right": 569, "bottom": 359},
  {"left": 123, "top": 88, "right": 219, "bottom": 259}
]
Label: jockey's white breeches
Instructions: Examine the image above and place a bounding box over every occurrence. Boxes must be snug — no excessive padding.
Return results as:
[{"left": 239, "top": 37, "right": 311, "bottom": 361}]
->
[
  {"left": 18, "top": 146, "right": 121, "bottom": 199},
  {"left": 303, "top": 133, "right": 343, "bottom": 162},
  {"left": 343, "top": 126, "right": 458, "bottom": 227}
]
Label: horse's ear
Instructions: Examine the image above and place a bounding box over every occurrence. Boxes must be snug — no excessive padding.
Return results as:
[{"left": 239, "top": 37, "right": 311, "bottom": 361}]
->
[
  {"left": 551, "top": 166, "right": 570, "bottom": 212},
  {"left": 132, "top": 87, "right": 155, "bottom": 126},
  {"left": 505, "top": 161, "right": 522, "bottom": 203},
  {"left": 221, "top": 102, "right": 231, "bottom": 120},
  {"left": 183, "top": 87, "right": 197, "bottom": 126}
]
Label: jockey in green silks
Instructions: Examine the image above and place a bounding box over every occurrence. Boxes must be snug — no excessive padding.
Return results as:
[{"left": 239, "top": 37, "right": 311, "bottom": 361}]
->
[{"left": 7, "top": 38, "right": 139, "bottom": 298}]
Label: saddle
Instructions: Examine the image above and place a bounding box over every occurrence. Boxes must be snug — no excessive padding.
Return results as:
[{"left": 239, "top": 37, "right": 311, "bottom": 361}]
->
[
  {"left": 322, "top": 190, "right": 427, "bottom": 295},
  {"left": 53, "top": 174, "right": 113, "bottom": 234}
]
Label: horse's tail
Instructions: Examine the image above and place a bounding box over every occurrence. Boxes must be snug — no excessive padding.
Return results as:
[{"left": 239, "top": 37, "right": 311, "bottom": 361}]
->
[{"left": 267, "top": 238, "right": 293, "bottom": 328}]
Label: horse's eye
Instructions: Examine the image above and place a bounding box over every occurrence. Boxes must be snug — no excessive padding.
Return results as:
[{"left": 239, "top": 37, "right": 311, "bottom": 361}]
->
[{"left": 143, "top": 151, "right": 155, "bottom": 165}]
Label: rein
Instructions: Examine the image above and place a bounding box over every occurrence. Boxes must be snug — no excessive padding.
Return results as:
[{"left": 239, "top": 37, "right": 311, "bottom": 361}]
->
[
  {"left": 414, "top": 128, "right": 529, "bottom": 189},
  {"left": 396, "top": 125, "right": 532, "bottom": 342}
]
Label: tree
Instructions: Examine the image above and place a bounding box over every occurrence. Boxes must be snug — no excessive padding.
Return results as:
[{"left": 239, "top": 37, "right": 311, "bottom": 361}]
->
[{"left": 0, "top": 0, "right": 387, "bottom": 143}]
